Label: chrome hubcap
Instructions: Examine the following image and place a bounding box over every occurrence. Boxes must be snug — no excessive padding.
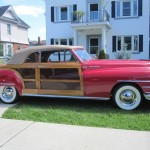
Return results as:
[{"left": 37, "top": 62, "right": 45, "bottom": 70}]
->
[
  {"left": 2, "top": 87, "right": 14, "bottom": 101},
  {"left": 120, "top": 90, "right": 136, "bottom": 106}
]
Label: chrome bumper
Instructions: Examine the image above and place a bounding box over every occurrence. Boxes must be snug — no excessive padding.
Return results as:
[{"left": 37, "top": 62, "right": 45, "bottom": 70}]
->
[{"left": 144, "top": 93, "right": 150, "bottom": 100}]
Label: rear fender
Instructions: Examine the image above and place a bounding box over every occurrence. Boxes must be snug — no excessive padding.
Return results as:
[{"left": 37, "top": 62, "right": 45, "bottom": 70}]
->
[{"left": 0, "top": 69, "right": 24, "bottom": 96}]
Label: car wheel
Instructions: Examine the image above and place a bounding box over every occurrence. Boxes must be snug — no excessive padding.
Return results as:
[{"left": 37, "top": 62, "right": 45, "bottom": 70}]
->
[
  {"left": 113, "top": 85, "right": 142, "bottom": 110},
  {"left": 0, "top": 86, "right": 18, "bottom": 104}
]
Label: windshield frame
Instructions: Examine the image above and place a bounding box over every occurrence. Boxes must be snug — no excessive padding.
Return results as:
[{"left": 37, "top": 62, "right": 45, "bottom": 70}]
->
[{"left": 72, "top": 49, "right": 92, "bottom": 62}]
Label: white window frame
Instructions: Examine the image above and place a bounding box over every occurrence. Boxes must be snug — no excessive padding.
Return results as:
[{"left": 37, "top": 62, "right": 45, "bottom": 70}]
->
[
  {"left": 115, "top": 0, "right": 138, "bottom": 18},
  {"left": 88, "top": 3, "right": 99, "bottom": 22},
  {"left": 116, "top": 35, "right": 139, "bottom": 52},
  {"left": 54, "top": 5, "right": 72, "bottom": 22},
  {"left": 54, "top": 38, "right": 74, "bottom": 46},
  {"left": 89, "top": 37, "right": 99, "bottom": 55},
  {"left": 7, "top": 24, "right": 11, "bottom": 35}
]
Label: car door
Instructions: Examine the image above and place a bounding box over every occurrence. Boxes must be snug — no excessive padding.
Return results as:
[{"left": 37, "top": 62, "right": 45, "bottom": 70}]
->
[
  {"left": 15, "top": 52, "right": 40, "bottom": 95},
  {"left": 37, "top": 49, "right": 84, "bottom": 96}
]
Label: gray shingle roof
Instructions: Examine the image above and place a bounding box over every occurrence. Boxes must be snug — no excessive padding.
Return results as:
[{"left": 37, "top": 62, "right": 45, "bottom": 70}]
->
[
  {"left": 0, "top": 5, "right": 30, "bottom": 28},
  {"left": 0, "top": 5, "right": 10, "bottom": 17}
]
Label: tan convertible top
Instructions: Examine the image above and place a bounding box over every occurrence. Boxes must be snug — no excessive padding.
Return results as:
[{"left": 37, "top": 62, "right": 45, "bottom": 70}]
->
[{"left": 8, "top": 45, "right": 84, "bottom": 65}]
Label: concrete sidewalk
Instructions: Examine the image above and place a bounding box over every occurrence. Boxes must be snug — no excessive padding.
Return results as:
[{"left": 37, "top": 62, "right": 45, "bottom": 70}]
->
[
  {"left": 0, "top": 101, "right": 16, "bottom": 117},
  {"left": 0, "top": 118, "right": 150, "bottom": 150}
]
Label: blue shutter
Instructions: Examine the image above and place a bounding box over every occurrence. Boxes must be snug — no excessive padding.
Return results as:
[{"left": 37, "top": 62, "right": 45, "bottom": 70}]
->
[
  {"left": 72, "top": 4, "right": 77, "bottom": 21},
  {"left": 138, "top": 0, "right": 142, "bottom": 16},
  {"left": 139, "top": 35, "right": 143, "bottom": 52},
  {"left": 112, "top": 36, "right": 116, "bottom": 52},
  {"left": 51, "top": 39, "right": 54, "bottom": 45},
  {"left": 51, "top": 7, "right": 54, "bottom": 22},
  {"left": 111, "top": 1, "right": 116, "bottom": 18}
]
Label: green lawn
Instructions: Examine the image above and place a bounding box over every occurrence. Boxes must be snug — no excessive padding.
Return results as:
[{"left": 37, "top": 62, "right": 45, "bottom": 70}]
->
[
  {"left": 3, "top": 97, "right": 150, "bottom": 131},
  {"left": 0, "top": 59, "right": 2, "bottom": 64}
]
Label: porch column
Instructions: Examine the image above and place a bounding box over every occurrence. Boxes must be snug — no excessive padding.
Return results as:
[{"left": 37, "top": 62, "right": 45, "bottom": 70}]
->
[
  {"left": 102, "top": 28, "right": 106, "bottom": 53},
  {"left": 73, "top": 30, "right": 78, "bottom": 45}
]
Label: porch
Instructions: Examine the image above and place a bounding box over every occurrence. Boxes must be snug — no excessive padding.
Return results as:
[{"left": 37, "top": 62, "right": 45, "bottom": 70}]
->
[{"left": 71, "top": 26, "right": 109, "bottom": 58}]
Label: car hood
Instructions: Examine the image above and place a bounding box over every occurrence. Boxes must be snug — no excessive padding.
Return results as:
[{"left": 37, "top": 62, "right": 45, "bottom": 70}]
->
[{"left": 82, "top": 59, "right": 150, "bottom": 69}]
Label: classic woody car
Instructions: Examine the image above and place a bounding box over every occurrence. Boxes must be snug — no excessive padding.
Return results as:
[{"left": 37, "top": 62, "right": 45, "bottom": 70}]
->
[{"left": 0, "top": 45, "right": 150, "bottom": 110}]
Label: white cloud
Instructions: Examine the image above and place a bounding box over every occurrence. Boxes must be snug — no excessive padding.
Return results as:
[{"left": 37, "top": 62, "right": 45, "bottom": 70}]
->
[
  {"left": 40, "top": 27, "right": 46, "bottom": 34},
  {"left": 3, "top": 0, "right": 25, "bottom": 3},
  {"left": 13, "top": 5, "right": 44, "bottom": 17}
]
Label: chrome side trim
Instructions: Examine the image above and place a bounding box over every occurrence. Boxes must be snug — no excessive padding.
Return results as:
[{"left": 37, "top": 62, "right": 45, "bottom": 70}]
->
[
  {"left": 144, "top": 93, "right": 150, "bottom": 100},
  {"left": 22, "top": 94, "right": 110, "bottom": 101},
  {"left": 142, "top": 86, "right": 150, "bottom": 89},
  {"left": 118, "top": 80, "right": 150, "bottom": 83}
]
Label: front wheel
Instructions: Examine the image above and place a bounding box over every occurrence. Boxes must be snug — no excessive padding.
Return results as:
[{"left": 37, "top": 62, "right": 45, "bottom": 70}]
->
[
  {"left": 0, "top": 86, "right": 18, "bottom": 104},
  {"left": 113, "top": 85, "right": 142, "bottom": 110}
]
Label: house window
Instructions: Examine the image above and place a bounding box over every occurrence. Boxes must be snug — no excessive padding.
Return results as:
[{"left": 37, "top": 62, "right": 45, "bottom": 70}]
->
[
  {"left": 61, "top": 7, "right": 68, "bottom": 20},
  {"left": 117, "top": 36, "right": 121, "bottom": 50},
  {"left": 89, "top": 3, "right": 99, "bottom": 21},
  {"left": 7, "top": 24, "right": 11, "bottom": 35},
  {"left": 0, "top": 43, "right": 3, "bottom": 57},
  {"left": 123, "top": 2, "right": 131, "bottom": 16},
  {"left": 124, "top": 37, "right": 132, "bottom": 50},
  {"left": 116, "top": 0, "right": 138, "bottom": 17},
  {"left": 134, "top": 36, "right": 139, "bottom": 51},
  {"left": 53, "top": 38, "right": 73, "bottom": 45},
  {"left": 60, "top": 39, "right": 67, "bottom": 45},
  {"left": 116, "top": 2, "right": 121, "bottom": 17},
  {"left": 116, "top": 35, "right": 139, "bottom": 51},
  {"left": 7, "top": 45, "right": 12, "bottom": 57},
  {"left": 55, "top": 39, "right": 59, "bottom": 45},
  {"left": 133, "top": 0, "right": 138, "bottom": 16}
]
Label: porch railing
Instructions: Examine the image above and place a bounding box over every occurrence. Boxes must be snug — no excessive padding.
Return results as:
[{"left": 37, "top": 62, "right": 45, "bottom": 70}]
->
[{"left": 71, "top": 10, "right": 110, "bottom": 24}]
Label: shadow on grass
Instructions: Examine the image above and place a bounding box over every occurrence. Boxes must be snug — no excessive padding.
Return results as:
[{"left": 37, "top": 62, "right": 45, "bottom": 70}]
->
[{"left": 18, "top": 96, "right": 150, "bottom": 114}]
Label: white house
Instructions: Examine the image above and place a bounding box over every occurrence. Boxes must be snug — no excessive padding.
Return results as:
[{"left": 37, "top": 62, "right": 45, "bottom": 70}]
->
[
  {"left": 46, "top": 0, "right": 149, "bottom": 59},
  {"left": 0, "top": 5, "right": 30, "bottom": 58}
]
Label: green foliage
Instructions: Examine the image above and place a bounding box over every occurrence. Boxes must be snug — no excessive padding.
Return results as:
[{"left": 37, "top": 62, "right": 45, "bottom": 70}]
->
[
  {"left": 98, "top": 49, "right": 106, "bottom": 59},
  {"left": 73, "top": 11, "right": 85, "bottom": 21},
  {"left": 3, "top": 98, "right": 150, "bottom": 131}
]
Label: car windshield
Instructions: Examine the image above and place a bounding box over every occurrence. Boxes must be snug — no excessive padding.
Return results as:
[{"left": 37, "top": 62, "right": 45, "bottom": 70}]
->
[{"left": 74, "top": 49, "right": 92, "bottom": 61}]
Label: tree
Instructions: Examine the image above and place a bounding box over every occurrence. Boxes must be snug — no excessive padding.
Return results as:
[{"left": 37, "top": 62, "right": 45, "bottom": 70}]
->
[{"left": 99, "top": 0, "right": 109, "bottom": 9}]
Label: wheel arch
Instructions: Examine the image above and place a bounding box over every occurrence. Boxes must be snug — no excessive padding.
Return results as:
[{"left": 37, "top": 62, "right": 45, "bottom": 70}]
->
[
  {"left": 111, "top": 82, "right": 144, "bottom": 99},
  {"left": 0, "top": 69, "right": 24, "bottom": 96}
]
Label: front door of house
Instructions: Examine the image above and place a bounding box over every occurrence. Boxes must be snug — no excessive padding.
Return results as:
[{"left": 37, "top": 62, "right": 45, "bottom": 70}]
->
[{"left": 89, "top": 37, "right": 100, "bottom": 58}]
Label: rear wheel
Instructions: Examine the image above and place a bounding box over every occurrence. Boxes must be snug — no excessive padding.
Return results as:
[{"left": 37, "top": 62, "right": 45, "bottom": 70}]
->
[
  {"left": 113, "top": 85, "right": 142, "bottom": 110},
  {"left": 0, "top": 86, "right": 18, "bottom": 104}
]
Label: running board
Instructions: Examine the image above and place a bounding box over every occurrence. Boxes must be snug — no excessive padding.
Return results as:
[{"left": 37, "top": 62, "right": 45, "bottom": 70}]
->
[{"left": 23, "top": 94, "right": 110, "bottom": 101}]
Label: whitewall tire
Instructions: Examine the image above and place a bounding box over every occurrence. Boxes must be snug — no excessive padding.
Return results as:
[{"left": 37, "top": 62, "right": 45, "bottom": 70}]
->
[
  {"left": 113, "top": 85, "right": 142, "bottom": 110},
  {"left": 0, "top": 86, "right": 18, "bottom": 104}
]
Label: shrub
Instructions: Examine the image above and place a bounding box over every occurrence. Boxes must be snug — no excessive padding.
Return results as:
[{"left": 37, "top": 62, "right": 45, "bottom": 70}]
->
[
  {"left": 98, "top": 49, "right": 106, "bottom": 59},
  {"left": 114, "top": 43, "right": 132, "bottom": 59}
]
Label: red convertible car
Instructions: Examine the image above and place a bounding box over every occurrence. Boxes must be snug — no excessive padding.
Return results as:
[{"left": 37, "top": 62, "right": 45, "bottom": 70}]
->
[{"left": 0, "top": 45, "right": 150, "bottom": 110}]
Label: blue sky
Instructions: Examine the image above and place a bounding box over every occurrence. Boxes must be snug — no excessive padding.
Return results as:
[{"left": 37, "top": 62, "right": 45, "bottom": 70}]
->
[{"left": 1, "top": 0, "right": 46, "bottom": 41}]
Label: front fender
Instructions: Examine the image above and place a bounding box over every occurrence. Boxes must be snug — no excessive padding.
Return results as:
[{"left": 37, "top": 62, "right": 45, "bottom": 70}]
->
[{"left": 0, "top": 69, "right": 24, "bottom": 96}]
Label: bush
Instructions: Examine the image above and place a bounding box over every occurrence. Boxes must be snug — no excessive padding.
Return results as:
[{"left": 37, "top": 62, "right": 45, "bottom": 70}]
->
[
  {"left": 98, "top": 49, "right": 106, "bottom": 59},
  {"left": 114, "top": 43, "right": 132, "bottom": 59}
]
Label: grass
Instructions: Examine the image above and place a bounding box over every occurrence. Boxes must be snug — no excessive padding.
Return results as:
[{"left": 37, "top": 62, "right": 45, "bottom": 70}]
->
[
  {"left": 2, "top": 97, "right": 150, "bottom": 131},
  {"left": 0, "top": 59, "right": 2, "bottom": 64}
]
